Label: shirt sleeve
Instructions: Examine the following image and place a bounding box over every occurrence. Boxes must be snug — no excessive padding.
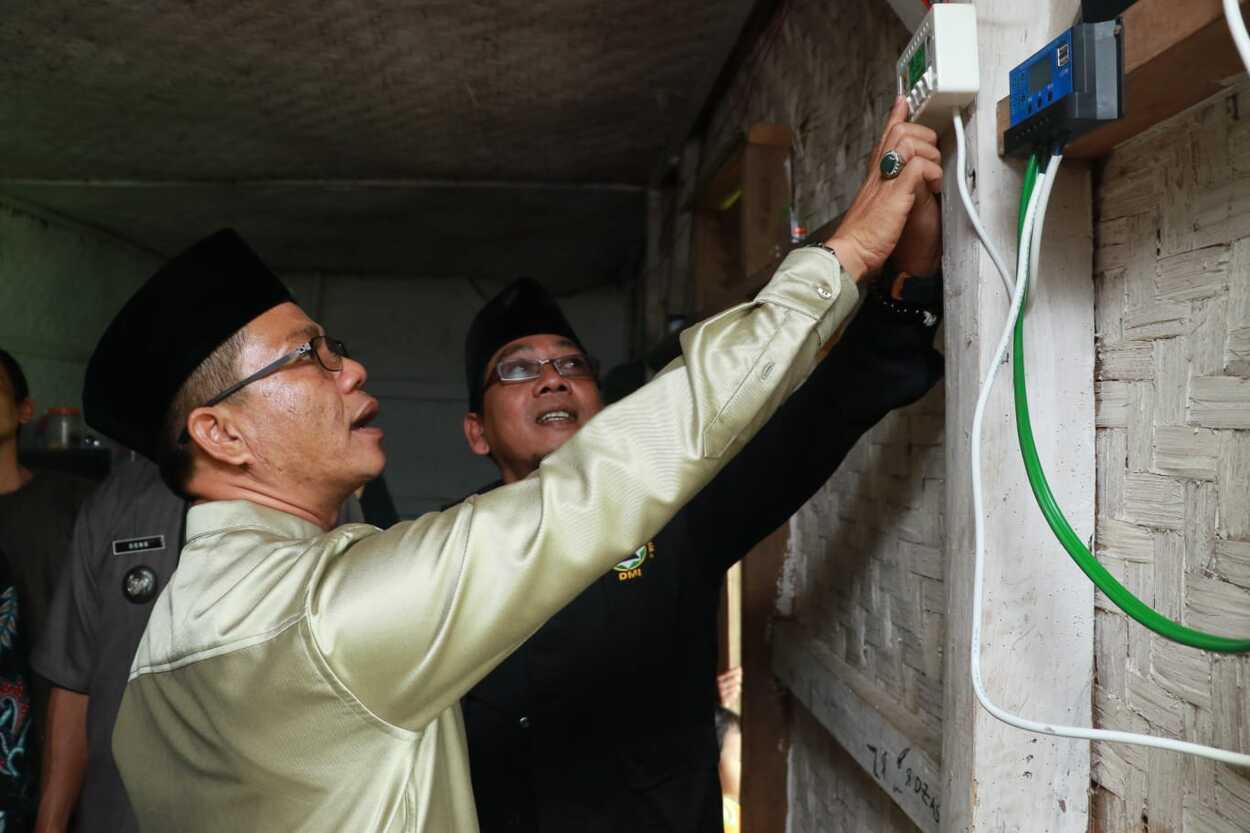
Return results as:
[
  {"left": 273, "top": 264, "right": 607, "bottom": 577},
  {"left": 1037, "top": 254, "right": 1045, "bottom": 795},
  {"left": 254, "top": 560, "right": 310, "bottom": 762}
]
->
[
  {"left": 682, "top": 289, "right": 945, "bottom": 581},
  {"left": 30, "top": 490, "right": 101, "bottom": 694},
  {"left": 309, "top": 247, "right": 860, "bottom": 730}
]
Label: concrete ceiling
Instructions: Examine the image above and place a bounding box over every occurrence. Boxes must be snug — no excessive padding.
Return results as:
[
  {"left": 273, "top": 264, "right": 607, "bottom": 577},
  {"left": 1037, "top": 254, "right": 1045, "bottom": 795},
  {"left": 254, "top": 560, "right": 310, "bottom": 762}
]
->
[{"left": 0, "top": 0, "right": 759, "bottom": 290}]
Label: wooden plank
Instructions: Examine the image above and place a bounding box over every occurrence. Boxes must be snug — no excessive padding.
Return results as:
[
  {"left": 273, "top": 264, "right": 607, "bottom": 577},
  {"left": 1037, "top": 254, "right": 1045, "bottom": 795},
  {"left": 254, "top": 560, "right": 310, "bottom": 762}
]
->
[
  {"left": 746, "top": 123, "right": 794, "bottom": 147},
  {"left": 740, "top": 527, "right": 790, "bottom": 833},
  {"left": 716, "top": 562, "right": 743, "bottom": 713},
  {"left": 740, "top": 140, "right": 791, "bottom": 279},
  {"left": 701, "top": 125, "right": 795, "bottom": 832},
  {"left": 691, "top": 205, "right": 743, "bottom": 318},
  {"left": 995, "top": 0, "right": 1250, "bottom": 159},
  {"left": 942, "top": 1, "right": 1095, "bottom": 831},
  {"left": 690, "top": 124, "right": 792, "bottom": 212},
  {"left": 693, "top": 148, "right": 745, "bottom": 212},
  {"left": 773, "top": 622, "right": 942, "bottom": 833}
]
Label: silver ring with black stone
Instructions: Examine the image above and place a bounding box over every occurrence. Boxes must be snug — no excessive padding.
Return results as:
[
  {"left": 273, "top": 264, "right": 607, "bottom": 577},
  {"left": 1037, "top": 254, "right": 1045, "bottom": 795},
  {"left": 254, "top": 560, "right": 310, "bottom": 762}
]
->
[{"left": 879, "top": 149, "right": 906, "bottom": 180}]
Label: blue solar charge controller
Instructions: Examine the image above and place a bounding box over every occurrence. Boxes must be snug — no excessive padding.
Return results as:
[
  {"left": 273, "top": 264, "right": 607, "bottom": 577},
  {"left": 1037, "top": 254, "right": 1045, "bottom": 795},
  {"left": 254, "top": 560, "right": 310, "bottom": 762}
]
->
[{"left": 1003, "top": 20, "right": 1124, "bottom": 157}]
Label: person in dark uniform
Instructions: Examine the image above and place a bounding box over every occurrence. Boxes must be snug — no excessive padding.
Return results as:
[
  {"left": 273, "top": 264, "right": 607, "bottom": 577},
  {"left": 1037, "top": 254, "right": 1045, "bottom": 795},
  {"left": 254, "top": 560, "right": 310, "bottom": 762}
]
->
[
  {"left": 30, "top": 458, "right": 183, "bottom": 833},
  {"left": 458, "top": 270, "right": 944, "bottom": 832},
  {"left": 30, "top": 457, "right": 365, "bottom": 833},
  {"left": 458, "top": 97, "right": 945, "bottom": 830}
]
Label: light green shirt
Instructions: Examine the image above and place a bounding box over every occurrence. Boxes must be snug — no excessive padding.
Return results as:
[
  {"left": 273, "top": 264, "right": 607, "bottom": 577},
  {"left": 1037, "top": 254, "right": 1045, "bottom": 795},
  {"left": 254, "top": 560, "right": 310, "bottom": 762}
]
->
[{"left": 112, "top": 248, "right": 858, "bottom": 832}]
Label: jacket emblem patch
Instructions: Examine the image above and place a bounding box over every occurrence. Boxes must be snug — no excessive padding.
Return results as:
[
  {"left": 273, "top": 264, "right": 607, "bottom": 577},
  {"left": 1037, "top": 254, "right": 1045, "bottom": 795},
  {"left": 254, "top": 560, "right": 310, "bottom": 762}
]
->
[{"left": 613, "top": 542, "right": 654, "bottom": 582}]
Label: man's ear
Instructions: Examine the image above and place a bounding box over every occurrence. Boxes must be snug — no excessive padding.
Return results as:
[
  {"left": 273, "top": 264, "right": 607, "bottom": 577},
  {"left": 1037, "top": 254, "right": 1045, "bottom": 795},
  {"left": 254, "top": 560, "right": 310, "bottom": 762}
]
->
[
  {"left": 463, "top": 412, "right": 492, "bottom": 458},
  {"left": 16, "top": 399, "right": 34, "bottom": 425},
  {"left": 186, "top": 406, "right": 253, "bottom": 467}
]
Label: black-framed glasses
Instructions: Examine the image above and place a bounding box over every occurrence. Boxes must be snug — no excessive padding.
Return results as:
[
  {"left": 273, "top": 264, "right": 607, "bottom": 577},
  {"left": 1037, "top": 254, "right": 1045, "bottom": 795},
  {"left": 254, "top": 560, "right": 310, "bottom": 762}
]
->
[
  {"left": 178, "top": 335, "right": 349, "bottom": 443},
  {"left": 482, "top": 353, "right": 599, "bottom": 394}
]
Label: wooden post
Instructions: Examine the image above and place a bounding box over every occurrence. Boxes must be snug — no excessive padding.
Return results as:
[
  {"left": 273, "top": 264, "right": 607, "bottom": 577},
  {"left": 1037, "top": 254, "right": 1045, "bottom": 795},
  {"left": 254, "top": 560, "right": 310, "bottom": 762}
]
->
[
  {"left": 940, "top": 2, "right": 1096, "bottom": 831},
  {"left": 691, "top": 122, "right": 796, "bottom": 833},
  {"left": 740, "top": 528, "right": 791, "bottom": 833}
]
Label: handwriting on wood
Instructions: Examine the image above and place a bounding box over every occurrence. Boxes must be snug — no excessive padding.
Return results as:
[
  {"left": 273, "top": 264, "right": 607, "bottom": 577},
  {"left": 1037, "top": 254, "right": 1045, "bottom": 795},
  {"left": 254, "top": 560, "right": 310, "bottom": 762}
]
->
[
  {"left": 772, "top": 622, "right": 942, "bottom": 833},
  {"left": 865, "top": 742, "right": 941, "bottom": 824}
]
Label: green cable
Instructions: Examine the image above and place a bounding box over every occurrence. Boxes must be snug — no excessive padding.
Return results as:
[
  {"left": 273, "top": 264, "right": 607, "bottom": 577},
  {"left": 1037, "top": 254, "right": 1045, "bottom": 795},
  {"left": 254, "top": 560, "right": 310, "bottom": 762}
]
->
[{"left": 1011, "top": 154, "right": 1250, "bottom": 653}]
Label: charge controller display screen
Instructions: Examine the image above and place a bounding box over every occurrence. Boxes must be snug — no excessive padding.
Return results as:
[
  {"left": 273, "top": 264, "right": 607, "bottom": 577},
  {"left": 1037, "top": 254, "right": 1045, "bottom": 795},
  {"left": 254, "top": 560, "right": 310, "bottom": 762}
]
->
[
  {"left": 1029, "top": 54, "right": 1053, "bottom": 94},
  {"left": 908, "top": 45, "right": 927, "bottom": 88}
]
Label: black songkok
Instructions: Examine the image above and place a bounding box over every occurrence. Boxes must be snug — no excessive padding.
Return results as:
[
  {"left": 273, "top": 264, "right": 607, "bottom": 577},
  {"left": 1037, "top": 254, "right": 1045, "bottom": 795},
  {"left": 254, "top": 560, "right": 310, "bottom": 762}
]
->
[
  {"left": 464, "top": 277, "right": 584, "bottom": 413},
  {"left": 83, "top": 229, "right": 292, "bottom": 460}
]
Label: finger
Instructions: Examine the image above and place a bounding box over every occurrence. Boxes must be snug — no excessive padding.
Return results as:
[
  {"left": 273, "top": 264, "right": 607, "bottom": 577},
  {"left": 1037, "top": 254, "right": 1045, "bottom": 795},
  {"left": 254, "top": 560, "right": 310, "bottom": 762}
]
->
[
  {"left": 895, "top": 137, "right": 941, "bottom": 166},
  {"left": 873, "top": 97, "right": 909, "bottom": 165},
  {"left": 902, "top": 158, "right": 944, "bottom": 195},
  {"left": 885, "top": 121, "right": 939, "bottom": 151},
  {"left": 882, "top": 96, "right": 909, "bottom": 137}
]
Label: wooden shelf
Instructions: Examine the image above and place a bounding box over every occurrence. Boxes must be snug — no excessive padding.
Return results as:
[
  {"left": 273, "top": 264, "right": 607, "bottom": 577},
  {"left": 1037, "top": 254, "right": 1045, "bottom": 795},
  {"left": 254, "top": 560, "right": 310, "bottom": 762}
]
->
[{"left": 996, "top": 0, "right": 1249, "bottom": 159}]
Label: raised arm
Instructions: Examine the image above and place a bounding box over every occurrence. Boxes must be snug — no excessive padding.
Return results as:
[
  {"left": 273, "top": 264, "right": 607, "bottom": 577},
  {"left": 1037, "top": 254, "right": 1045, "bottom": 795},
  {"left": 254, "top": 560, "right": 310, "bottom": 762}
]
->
[
  {"left": 311, "top": 100, "right": 945, "bottom": 730},
  {"left": 684, "top": 284, "right": 943, "bottom": 579},
  {"left": 312, "top": 248, "right": 858, "bottom": 729}
]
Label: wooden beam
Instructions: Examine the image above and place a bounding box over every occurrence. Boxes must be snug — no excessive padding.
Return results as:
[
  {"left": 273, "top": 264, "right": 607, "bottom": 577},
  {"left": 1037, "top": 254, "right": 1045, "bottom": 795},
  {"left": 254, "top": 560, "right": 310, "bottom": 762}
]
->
[
  {"left": 773, "top": 622, "right": 942, "bottom": 833},
  {"left": 740, "top": 140, "right": 792, "bottom": 278},
  {"left": 996, "top": 0, "right": 1250, "bottom": 159},
  {"left": 739, "top": 528, "right": 790, "bottom": 833},
  {"left": 942, "top": 1, "right": 1095, "bottom": 831},
  {"left": 689, "top": 124, "right": 793, "bottom": 212}
]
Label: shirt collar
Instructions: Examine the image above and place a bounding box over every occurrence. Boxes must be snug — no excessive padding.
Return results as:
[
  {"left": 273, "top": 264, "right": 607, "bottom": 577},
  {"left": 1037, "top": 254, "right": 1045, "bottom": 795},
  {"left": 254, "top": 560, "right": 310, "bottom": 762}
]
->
[{"left": 185, "top": 500, "right": 325, "bottom": 545}]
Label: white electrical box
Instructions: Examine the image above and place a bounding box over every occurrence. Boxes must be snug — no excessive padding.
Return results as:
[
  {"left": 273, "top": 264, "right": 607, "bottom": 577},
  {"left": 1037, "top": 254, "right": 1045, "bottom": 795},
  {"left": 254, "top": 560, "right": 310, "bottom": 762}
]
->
[{"left": 896, "top": 3, "right": 980, "bottom": 131}]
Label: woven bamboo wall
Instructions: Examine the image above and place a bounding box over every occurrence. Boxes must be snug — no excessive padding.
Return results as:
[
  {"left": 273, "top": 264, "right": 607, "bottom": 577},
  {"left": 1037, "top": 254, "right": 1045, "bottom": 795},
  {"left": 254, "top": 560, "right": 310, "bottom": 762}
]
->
[
  {"left": 700, "top": 2, "right": 940, "bottom": 831},
  {"left": 1091, "top": 77, "right": 1250, "bottom": 833}
]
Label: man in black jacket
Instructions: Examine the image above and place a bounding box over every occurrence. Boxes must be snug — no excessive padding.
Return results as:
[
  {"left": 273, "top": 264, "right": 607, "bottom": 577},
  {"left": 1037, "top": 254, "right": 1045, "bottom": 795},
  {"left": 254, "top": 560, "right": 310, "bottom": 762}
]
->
[
  {"left": 459, "top": 99, "right": 944, "bottom": 833},
  {"left": 460, "top": 281, "right": 944, "bottom": 833}
]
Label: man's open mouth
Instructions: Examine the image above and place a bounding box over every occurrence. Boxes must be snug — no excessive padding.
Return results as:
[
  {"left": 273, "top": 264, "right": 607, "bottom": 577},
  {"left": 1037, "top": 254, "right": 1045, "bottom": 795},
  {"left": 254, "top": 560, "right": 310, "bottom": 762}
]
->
[
  {"left": 351, "top": 401, "right": 380, "bottom": 430},
  {"left": 536, "top": 409, "right": 576, "bottom": 425}
]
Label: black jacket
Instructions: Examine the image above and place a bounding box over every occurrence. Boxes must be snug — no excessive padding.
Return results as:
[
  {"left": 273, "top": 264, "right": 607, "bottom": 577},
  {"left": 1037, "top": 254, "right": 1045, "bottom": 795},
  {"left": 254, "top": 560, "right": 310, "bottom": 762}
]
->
[{"left": 463, "top": 294, "right": 944, "bottom": 833}]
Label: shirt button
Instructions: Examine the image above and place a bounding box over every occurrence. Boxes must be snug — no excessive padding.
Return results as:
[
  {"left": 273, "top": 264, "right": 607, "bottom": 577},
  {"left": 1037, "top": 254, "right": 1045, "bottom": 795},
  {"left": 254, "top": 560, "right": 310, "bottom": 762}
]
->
[
  {"left": 518, "top": 716, "right": 530, "bottom": 729},
  {"left": 817, "top": 285, "right": 833, "bottom": 299}
]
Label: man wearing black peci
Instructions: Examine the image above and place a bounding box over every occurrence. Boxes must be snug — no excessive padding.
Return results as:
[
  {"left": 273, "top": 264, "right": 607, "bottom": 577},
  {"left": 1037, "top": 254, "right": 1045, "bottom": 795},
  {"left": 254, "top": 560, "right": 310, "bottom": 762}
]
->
[{"left": 459, "top": 99, "right": 946, "bottom": 832}]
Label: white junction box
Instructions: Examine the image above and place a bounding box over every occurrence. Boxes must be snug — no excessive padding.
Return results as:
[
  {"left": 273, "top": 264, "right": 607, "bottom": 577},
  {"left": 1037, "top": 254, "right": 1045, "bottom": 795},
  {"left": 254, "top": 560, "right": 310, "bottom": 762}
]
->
[{"left": 895, "top": 3, "right": 980, "bottom": 131}]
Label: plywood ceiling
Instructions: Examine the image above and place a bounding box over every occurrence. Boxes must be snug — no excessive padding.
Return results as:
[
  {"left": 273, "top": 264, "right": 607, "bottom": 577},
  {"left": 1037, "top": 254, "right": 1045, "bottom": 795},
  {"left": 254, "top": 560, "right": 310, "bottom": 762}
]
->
[{"left": 0, "top": 0, "right": 758, "bottom": 289}]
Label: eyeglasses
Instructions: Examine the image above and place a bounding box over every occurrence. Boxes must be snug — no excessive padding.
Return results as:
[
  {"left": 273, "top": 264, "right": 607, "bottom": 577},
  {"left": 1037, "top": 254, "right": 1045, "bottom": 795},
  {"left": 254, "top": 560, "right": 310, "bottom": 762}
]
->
[
  {"left": 178, "top": 335, "right": 349, "bottom": 443},
  {"left": 482, "top": 353, "right": 599, "bottom": 393}
]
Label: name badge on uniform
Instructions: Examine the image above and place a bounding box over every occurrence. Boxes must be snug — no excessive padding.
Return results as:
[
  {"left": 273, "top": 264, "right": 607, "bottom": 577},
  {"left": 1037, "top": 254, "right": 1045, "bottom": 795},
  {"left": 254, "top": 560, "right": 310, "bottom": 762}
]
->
[{"left": 113, "top": 535, "right": 166, "bottom": 556}]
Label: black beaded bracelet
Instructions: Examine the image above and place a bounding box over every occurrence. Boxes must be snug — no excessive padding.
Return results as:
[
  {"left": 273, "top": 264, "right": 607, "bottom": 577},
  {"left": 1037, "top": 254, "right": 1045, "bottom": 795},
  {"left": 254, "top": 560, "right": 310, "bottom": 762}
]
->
[{"left": 869, "top": 290, "right": 941, "bottom": 328}]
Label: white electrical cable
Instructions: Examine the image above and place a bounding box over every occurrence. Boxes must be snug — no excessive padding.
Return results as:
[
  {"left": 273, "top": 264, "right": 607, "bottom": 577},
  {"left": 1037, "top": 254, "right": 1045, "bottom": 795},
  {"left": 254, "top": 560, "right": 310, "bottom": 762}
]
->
[
  {"left": 962, "top": 131, "right": 1250, "bottom": 767},
  {"left": 952, "top": 112, "right": 1014, "bottom": 295},
  {"left": 1226, "top": 0, "right": 1250, "bottom": 79}
]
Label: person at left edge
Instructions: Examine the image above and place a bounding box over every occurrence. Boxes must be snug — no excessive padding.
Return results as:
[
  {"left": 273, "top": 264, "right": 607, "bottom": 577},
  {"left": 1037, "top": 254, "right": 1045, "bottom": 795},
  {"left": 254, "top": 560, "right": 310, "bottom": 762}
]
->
[
  {"left": 92, "top": 224, "right": 864, "bottom": 832},
  {"left": 0, "top": 545, "right": 36, "bottom": 832},
  {"left": 0, "top": 349, "right": 96, "bottom": 787}
]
